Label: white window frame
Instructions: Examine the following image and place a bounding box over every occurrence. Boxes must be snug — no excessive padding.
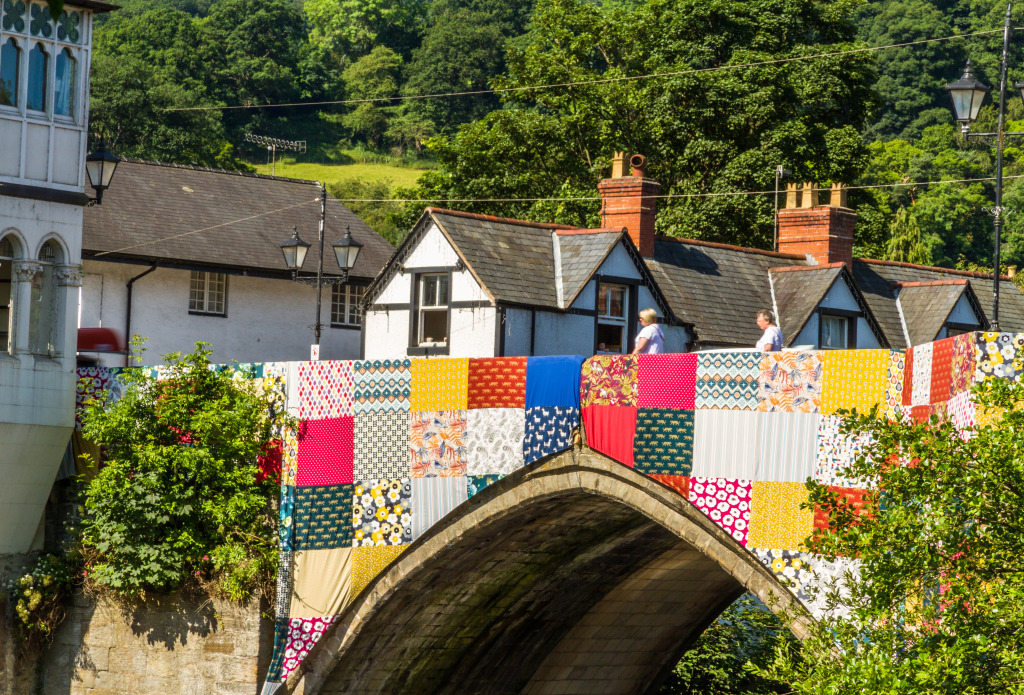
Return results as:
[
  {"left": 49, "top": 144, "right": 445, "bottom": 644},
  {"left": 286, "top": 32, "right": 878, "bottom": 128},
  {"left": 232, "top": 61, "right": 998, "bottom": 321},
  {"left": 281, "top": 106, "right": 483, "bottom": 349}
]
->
[
  {"left": 596, "top": 282, "right": 629, "bottom": 354},
  {"left": 416, "top": 272, "right": 449, "bottom": 347},
  {"left": 330, "top": 284, "right": 364, "bottom": 327},
  {"left": 188, "top": 271, "right": 227, "bottom": 317},
  {"left": 819, "top": 314, "right": 849, "bottom": 349}
]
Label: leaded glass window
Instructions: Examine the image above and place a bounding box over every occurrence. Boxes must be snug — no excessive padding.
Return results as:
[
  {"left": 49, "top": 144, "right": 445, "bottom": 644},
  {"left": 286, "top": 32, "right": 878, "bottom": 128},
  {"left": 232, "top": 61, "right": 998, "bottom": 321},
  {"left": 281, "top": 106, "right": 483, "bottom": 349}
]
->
[
  {"left": 54, "top": 46, "right": 74, "bottom": 116},
  {"left": 56, "top": 10, "right": 78, "bottom": 43},
  {"left": 28, "top": 2, "right": 50, "bottom": 37},
  {"left": 26, "top": 41, "right": 46, "bottom": 111},
  {"left": 0, "top": 37, "right": 18, "bottom": 106},
  {"left": 1, "top": 1, "right": 26, "bottom": 33},
  {"left": 28, "top": 240, "right": 60, "bottom": 355}
]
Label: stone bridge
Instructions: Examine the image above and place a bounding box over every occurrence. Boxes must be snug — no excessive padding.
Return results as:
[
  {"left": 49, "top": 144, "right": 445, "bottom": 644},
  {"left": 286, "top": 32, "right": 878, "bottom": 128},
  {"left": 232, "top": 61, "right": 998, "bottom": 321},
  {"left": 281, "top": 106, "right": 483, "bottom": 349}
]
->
[{"left": 285, "top": 448, "right": 811, "bottom": 695}]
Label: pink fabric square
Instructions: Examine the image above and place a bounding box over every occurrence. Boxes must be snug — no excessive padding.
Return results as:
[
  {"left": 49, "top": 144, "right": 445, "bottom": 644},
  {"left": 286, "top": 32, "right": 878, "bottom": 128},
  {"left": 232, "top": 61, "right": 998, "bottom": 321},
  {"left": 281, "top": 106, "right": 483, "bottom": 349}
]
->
[
  {"left": 688, "top": 477, "right": 752, "bottom": 546},
  {"left": 281, "top": 615, "right": 336, "bottom": 680},
  {"left": 296, "top": 417, "right": 354, "bottom": 486},
  {"left": 638, "top": 353, "right": 697, "bottom": 408}
]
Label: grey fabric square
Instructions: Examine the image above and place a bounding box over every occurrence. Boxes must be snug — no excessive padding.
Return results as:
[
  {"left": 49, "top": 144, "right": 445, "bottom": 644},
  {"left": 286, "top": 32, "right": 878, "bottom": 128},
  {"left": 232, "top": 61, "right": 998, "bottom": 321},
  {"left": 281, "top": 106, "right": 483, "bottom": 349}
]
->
[{"left": 354, "top": 411, "right": 410, "bottom": 480}]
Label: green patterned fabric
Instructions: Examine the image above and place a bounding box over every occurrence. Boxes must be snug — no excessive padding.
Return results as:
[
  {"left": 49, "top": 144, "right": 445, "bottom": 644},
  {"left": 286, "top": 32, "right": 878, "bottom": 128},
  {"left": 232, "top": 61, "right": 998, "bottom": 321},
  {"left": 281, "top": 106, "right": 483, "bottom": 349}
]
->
[
  {"left": 633, "top": 408, "right": 694, "bottom": 475},
  {"left": 293, "top": 484, "right": 353, "bottom": 550}
]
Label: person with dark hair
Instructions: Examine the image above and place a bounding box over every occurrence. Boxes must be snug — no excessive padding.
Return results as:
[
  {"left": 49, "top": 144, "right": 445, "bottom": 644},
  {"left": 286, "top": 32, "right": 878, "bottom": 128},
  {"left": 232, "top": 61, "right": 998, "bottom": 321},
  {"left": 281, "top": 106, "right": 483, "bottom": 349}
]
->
[{"left": 755, "top": 310, "right": 782, "bottom": 352}]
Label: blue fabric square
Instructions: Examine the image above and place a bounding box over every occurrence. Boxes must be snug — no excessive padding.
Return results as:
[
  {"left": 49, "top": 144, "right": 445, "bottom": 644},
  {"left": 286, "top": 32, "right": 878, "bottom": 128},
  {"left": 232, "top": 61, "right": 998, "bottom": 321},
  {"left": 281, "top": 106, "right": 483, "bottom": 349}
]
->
[
  {"left": 525, "top": 356, "right": 586, "bottom": 408},
  {"left": 293, "top": 484, "right": 353, "bottom": 550},
  {"left": 524, "top": 406, "right": 579, "bottom": 464}
]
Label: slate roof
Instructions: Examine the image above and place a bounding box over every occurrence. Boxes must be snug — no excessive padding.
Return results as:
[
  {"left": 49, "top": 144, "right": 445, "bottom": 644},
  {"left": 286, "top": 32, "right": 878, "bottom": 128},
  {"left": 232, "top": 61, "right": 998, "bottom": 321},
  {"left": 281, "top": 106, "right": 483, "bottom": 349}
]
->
[
  {"left": 82, "top": 160, "right": 394, "bottom": 281},
  {"left": 556, "top": 231, "right": 624, "bottom": 307},
  {"left": 896, "top": 281, "right": 970, "bottom": 346},
  {"left": 770, "top": 265, "right": 843, "bottom": 346},
  {"left": 647, "top": 237, "right": 807, "bottom": 346}
]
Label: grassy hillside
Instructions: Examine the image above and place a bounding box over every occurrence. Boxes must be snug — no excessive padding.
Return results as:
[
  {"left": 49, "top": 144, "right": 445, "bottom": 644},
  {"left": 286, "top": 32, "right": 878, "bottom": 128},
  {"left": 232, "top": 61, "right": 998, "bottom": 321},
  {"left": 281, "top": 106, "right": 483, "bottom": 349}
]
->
[{"left": 252, "top": 160, "right": 429, "bottom": 189}]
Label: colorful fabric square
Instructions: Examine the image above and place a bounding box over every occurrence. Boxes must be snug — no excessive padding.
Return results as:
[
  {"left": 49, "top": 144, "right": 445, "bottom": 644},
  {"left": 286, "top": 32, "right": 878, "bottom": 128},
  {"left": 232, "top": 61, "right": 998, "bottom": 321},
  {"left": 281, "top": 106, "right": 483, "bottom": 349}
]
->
[
  {"left": 411, "top": 410, "right": 468, "bottom": 477},
  {"left": 910, "top": 404, "right": 937, "bottom": 424},
  {"left": 911, "top": 342, "right": 932, "bottom": 406},
  {"left": 582, "top": 405, "right": 637, "bottom": 467},
  {"left": 754, "top": 549, "right": 817, "bottom": 602},
  {"left": 525, "top": 355, "right": 586, "bottom": 408},
  {"left": 279, "top": 486, "right": 295, "bottom": 551},
  {"left": 75, "top": 366, "right": 111, "bottom": 429},
  {"left": 755, "top": 412, "right": 818, "bottom": 483},
  {"left": 688, "top": 477, "right": 751, "bottom": 545},
  {"left": 637, "top": 353, "right": 697, "bottom": 409},
  {"left": 281, "top": 426, "right": 298, "bottom": 486},
  {"left": 258, "top": 440, "right": 282, "bottom": 483},
  {"left": 580, "top": 355, "right": 639, "bottom": 407},
  {"left": 295, "top": 417, "right": 354, "bottom": 486},
  {"left": 975, "top": 332, "right": 1024, "bottom": 382},
  {"left": 820, "top": 349, "right": 889, "bottom": 416},
  {"left": 747, "top": 481, "right": 814, "bottom": 551},
  {"left": 950, "top": 332, "right": 976, "bottom": 396},
  {"left": 410, "top": 477, "right": 468, "bottom": 540},
  {"left": 756, "top": 352, "right": 823, "bottom": 413},
  {"left": 691, "top": 410, "right": 759, "bottom": 480},
  {"left": 257, "top": 369, "right": 288, "bottom": 437},
  {"left": 465, "top": 408, "right": 525, "bottom": 476},
  {"left": 523, "top": 406, "right": 578, "bottom": 464},
  {"left": 632, "top": 408, "right": 694, "bottom": 476},
  {"left": 467, "top": 474, "right": 504, "bottom": 498},
  {"left": 353, "top": 411, "right": 409, "bottom": 480},
  {"left": 298, "top": 361, "right": 354, "bottom": 419},
  {"left": 352, "top": 545, "right": 406, "bottom": 599},
  {"left": 929, "top": 337, "right": 954, "bottom": 404},
  {"left": 352, "top": 478, "right": 412, "bottom": 547},
  {"left": 289, "top": 547, "right": 352, "bottom": 618},
  {"left": 281, "top": 616, "right": 337, "bottom": 681},
  {"left": 467, "top": 357, "right": 526, "bottom": 409},
  {"left": 814, "top": 415, "right": 872, "bottom": 488},
  {"left": 293, "top": 485, "right": 353, "bottom": 550},
  {"left": 947, "top": 391, "right": 976, "bottom": 432},
  {"left": 813, "top": 486, "right": 872, "bottom": 531},
  {"left": 696, "top": 352, "right": 762, "bottom": 411},
  {"left": 352, "top": 359, "right": 411, "bottom": 414},
  {"left": 884, "top": 351, "right": 906, "bottom": 420},
  {"left": 275, "top": 550, "right": 294, "bottom": 617},
  {"left": 410, "top": 358, "right": 468, "bottom": 411},
  {"left": 264, "top": 617, "right": 290, "bottom": 683},
  {"left": 647, "top": 474, "right": 689, "bottom": 499}
]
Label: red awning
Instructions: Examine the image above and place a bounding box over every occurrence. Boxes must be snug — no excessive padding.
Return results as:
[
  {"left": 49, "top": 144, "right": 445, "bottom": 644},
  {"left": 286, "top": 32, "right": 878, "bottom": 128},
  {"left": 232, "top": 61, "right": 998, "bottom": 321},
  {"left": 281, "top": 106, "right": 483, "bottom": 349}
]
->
[{"left": 77, "top": 327, "right": 125, "bottom": 353}]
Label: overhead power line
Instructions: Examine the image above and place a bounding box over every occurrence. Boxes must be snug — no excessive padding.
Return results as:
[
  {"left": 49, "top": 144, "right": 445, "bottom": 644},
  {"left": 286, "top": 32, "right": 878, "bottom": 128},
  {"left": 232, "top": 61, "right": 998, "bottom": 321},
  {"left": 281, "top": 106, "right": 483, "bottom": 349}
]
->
[{"left": 165, "top": 28, "right": 1005, "bottom": 112}]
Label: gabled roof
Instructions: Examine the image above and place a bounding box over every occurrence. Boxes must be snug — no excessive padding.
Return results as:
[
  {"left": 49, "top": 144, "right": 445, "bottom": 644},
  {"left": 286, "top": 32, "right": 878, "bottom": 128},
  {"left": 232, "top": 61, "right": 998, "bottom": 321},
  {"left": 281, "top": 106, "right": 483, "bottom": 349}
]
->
[
  {"left": 556, "top": 230, "right": 625, "bottom": 308},
  {"left": 770, "top": 265, "right": 843, "bottom": 345},
  {"left": 897, "top": 280, "right": 983, "bottom": 346},
  {"left": 82, "top": 160, "right": 394, "bottom": 281}
]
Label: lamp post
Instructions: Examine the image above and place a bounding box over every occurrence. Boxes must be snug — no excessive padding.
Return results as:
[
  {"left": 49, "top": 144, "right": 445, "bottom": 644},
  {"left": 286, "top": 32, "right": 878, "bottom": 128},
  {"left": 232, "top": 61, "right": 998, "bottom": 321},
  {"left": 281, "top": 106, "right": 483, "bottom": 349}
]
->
[
  {"left": 943, "top": 2, "right": 1024, "bottom": 330},
  {"left": 278, "top": 182, "right": 362, "bottom": 357},
  {"left": 85, "top": 142, "right": 119, "bottom": 205}
]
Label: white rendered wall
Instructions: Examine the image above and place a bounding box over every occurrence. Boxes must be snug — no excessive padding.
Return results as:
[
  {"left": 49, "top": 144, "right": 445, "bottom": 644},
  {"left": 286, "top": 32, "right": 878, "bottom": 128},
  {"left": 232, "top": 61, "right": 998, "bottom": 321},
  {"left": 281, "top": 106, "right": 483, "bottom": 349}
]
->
[
  {"left": 790, "top": 278, "right": 881, "bottom": 349},
  {"left": 947, "top": 294, "right": 981, "bottom": 326},
  {"left": 598, "top": 244, "right": 641, "bottom": 278},
  {"left": 81, "top": 260, "right": 361, "bottom": 365},
  {"left": 363, "top": 308, "right": 411, "bottom": 360}
]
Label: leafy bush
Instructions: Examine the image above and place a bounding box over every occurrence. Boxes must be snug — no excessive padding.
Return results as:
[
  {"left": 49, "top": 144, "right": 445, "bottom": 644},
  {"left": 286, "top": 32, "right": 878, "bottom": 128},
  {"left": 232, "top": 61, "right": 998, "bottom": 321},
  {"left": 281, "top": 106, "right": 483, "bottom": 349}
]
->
[{"left": 78, "top": 343, "right": 288, "bottom": 601}]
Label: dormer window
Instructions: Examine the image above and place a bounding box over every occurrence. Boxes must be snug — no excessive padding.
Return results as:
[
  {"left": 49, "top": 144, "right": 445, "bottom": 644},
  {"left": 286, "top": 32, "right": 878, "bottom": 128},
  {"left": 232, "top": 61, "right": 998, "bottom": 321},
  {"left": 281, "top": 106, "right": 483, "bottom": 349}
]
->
[
  {"left": 820, "top": 315, "right": 850, "bottom": 349},
  {"left": 54, "top": 47, "right": 74, "bottom": 116},
  {"left": 0, "top": 37, "right": 19, "bottom": 107},
  {"left": 26, "top": 42, "right": 46, "bottom": 111},
  {"left": 597, "top": 282, "right": 629, "bottom": 353}
]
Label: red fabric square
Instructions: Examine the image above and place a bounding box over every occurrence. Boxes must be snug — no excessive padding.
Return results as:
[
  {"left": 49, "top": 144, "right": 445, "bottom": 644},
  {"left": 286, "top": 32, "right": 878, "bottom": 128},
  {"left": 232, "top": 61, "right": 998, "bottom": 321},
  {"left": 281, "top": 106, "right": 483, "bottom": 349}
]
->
[
  {"left": 637, "top": 353, "right": 697, "bottom": 409},
  {"left": 257, "top": 440, "right": 282, "bottom": 483},
  {"left": 910, "top": 405, "right": 932, "bottom": 424},
  {"left": 814, "top": 486, "right": 872, "bottom": 530},
  {"left": 468, "top": 357, "right": 527, "bottom": 409},
  {"left": 582, "top": 404, "right": 637, "bottom": 467},
  {"left": 296, "top": 417, "right": 354, "bottom": 486},
  {"left": 902, "top": 347, "right": 914, "bottom": 406},
  {"left": 648, "top": 474, "right": 689, "bottom": 498},
  {"left": 930, "top": 337, "right": 954, "bottom": 404}
]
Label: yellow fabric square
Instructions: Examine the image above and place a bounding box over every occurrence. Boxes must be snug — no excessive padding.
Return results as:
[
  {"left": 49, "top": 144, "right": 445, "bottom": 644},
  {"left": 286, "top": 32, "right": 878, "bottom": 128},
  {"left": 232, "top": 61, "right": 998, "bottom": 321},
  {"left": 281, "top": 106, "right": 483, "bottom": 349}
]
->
[
  {"left": 411, "top": 358, "right": 468, "bottom": 412},
  {"left": 290, "top": 547, "right": 352, "bottom": 618},
  {"left": 747, "top": 481, "right": 813, "bottom": 551},
  {"left": 351, "top": 545, "right": 407, "bottom": 600},
  {"left": 821, "top": 349, "right": 890, "bottom": 416}
]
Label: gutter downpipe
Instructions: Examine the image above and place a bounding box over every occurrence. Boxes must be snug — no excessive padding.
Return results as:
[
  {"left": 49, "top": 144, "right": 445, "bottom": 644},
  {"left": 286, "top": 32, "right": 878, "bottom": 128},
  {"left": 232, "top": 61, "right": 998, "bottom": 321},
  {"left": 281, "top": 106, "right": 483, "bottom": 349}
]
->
[{"left": 124, "top": 263, "right": 157, "bottom": 366}]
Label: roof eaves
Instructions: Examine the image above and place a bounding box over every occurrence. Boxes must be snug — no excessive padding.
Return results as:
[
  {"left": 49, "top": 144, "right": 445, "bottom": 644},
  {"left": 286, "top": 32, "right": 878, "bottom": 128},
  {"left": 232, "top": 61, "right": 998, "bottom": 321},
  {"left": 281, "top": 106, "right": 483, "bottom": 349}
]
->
[
  {"left": 423, "top": 207, "right": 576, "bottom": 231},
  {"left": 774, "top": 268, "right": 837, "bottom": 345},
  {"left": 560, "top": 231, "right": 628, "bottom": 309},
  {"left": 857, "top": 257, "right": 1011, "bottom": 281},
  {"left": 362, "top": 209, "right": 432, "bottom": 307},
  {"left": 427, "top": 211, "right": 497, "bottom": 303},
  {"left": 840, "top": 270, "right": 889, "bottom": 348}
]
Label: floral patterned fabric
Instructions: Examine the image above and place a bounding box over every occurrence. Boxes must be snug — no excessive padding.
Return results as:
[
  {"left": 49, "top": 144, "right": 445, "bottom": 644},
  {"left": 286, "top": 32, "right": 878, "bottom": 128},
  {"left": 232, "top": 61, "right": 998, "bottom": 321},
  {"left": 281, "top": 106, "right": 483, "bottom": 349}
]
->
[
  {"left": 467, "top": 474, "right": 504, "bottom": 498},
  {"left": 411, "top": 358, "right": 468, "bottom": 411},
  {"left": 465, "top": 408, "right": 525, "bottom": 476},
  {"left": 950, "top": 332, "right": 976, "bottom": 396},
  {"left": 580, "top": 355, "right": 638, "bottom": 407},
  {"left": 688, "top": 477, "right": 752, "bottom": 545},
  {"left": 976, "top": 332, "right": 1024, "bottom": 382},
  {"left": 280, "top": 616, "right": 337, "bottom": 680},
  {"left": 814, "top": 415, "right": 872, "bottom": 488},
  {"left": 411, "top": 411, "right": 468, "bottom": 477},
  {"left": 747, "top": 481, "right": 814, "bottom": 550},
  {"left": 754, "top": 549, "right": 817, "bottom": 602},
  {"left": 756, "top": 352, "right": 823, "bottom": 413},
  {"left": 819, "top": 349, "right": 889, "bottom": 416},
  {"left": 352, "top": 479, "right": 412, "bottom": 546},
  {"left": 75, "top": 367, "right": 112, "bottom": 429}
]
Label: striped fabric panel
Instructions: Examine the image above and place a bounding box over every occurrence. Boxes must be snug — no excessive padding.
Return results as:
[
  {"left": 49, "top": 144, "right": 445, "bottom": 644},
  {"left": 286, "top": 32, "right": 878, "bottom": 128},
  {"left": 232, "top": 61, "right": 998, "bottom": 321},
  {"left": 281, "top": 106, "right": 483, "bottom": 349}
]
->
[
  {"left": 410, "top": 477, "right": 468, "bottom": 541},
  {"left": 690, "top": 410, "right": 760, "bottom": 480},
  {"left": 754, "top": 412, "right": 819, "bottom": 483}
]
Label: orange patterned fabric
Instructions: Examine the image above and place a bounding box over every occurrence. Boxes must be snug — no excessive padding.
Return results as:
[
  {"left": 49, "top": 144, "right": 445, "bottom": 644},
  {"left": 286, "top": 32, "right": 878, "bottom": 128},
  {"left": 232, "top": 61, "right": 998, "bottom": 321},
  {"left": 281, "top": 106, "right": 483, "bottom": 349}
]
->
[
  {"left": 813, "top": 486, "right": 872, "bottom": 531},
  {"left": 467, "top": 357, "right": 527, "bottom": 409},
  {"left": 930, "top": 337, "right": 954, "bottom": 404},
  {"left": 648, "top": 474, "right": 689, "bottom": 498}
]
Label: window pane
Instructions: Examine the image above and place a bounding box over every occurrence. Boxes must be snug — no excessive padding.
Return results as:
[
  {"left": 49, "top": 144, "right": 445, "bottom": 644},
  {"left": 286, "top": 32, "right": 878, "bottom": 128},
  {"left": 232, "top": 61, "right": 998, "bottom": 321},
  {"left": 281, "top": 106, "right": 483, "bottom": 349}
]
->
[
  {"left": 28, "top": 263, "right": 53, "bottom": 353},
  {"left": 608, "top": 286, "right": 625, "bottom": 317},
  {"left": 421, "top": 275, "right": 437, "bottom": 306},
  {"left": 437, "top": 275, "right": 449, "bottom": 305},
  {"left": 420, "top": 309, "right": 446, "bottom": 345},
  {"left": 598, "top": 284, "right": 608, "bottom": 313},
  {"left": 330, "top": 284, "right": 344, "bottom": 325},
  {"left": 189, "top": 271, "right": 204, "bottom": 312},
  {"left": 0, "top": 38, "right": 19, "bottom": 107},
  {"left": 348, "top": 286, "right": 364, "bottom": 324},
  {"left": 0, "top": 251, "right": 11, "bottom": 352},
  {"left": 26, "top": 42, "right": 46, "bottom": 111},
  {"left": 54, "top": 48, "right": 74, "bottom": 116},
  {"left": 821, "top": 316, "right": 847, "bottom": 349},
  {"left": 207, "top": 273, "right": 225, "bottom": 314},
  {"left": 597, "top": 323, "right": 624, "bottom": 353}
]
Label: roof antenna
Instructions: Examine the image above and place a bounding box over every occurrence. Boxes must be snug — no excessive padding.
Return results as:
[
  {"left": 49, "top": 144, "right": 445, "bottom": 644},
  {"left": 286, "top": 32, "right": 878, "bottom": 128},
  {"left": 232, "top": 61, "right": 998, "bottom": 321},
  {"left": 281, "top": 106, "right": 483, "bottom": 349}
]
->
[{"left": 774, "top": 165, "right": 792, "bottom": 252}]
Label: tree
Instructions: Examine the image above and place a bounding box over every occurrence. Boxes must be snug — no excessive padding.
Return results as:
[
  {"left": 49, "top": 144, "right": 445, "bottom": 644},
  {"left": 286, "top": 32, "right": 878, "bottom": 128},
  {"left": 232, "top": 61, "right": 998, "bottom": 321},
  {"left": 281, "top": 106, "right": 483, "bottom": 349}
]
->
[
  {"left": 78, "top": 343, "right": 287, "bottom": 601},
  {"left": 305, "top": 0, "right": 426, "bottom": 61},
  {"left": 342, "top": 46, "right": 403, "bottom": 147},
  {"left": 761, "top": 377, "right": 1024, "bottom": 694},
  {"left": 884, "top": 206, "right": 932, "bottom": 264}
]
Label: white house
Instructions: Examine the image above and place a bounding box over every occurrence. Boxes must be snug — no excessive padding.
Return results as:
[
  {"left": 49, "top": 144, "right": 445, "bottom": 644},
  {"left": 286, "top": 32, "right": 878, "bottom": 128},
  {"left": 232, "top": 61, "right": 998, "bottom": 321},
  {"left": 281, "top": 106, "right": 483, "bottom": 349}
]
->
[
  {"left": 80, "top": 160, "right": 394, "bottom": 366},
  {"left": 0, "top": 0, "right": 114, "bottom": 553}
]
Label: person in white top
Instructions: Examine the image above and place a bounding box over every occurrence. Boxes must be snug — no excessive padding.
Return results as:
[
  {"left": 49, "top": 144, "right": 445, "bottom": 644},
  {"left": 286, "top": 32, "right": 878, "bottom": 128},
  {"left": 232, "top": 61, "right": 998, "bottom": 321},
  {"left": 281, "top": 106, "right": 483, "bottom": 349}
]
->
[
  {"left": 755, "top": 309, "right": 783, "bottom": 352},
  {"left": 631, "top": 308, "right": 664, "bottom": 355}
]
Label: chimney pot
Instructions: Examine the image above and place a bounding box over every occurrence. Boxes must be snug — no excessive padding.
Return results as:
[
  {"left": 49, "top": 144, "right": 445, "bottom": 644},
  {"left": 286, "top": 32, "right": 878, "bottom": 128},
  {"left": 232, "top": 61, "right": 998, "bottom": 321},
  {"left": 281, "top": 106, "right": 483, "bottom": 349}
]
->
[
  {"left": 828, "top": 182, "right": 848, "bottom": 208},
  {"left": 630, "top": 153, "right": 646, "bottom": 178},
  {"left": 777, "top": 184, "right": 856, "bottom": 267},
  {"left": 800, "top": 181, "right": 817, "bottom": 208},
  {"left": 611, "top": 152, "right": 627, "bottom": 178},
  {"left": 785, "top": 182, "right": 799, "bottom": 209},
  {"left": 598, "top": 153, "right": 659, "bottom": 258}
]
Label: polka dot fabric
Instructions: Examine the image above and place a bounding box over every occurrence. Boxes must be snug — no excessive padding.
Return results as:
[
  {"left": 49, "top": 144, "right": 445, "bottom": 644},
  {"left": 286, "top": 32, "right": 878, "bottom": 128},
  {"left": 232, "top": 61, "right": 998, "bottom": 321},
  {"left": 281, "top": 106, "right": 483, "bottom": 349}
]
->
[
  {"left": 298, "top": 361, "right": 354, "bottom": 420},
  {"left": 637, "top": 353, "right": 697, "bottom": 409},
  {"left": 296, "top": 417, "right": 354, "bottom": 486},
  {"left": 688, "top": 477, "right": 751, "bottom": 545}
]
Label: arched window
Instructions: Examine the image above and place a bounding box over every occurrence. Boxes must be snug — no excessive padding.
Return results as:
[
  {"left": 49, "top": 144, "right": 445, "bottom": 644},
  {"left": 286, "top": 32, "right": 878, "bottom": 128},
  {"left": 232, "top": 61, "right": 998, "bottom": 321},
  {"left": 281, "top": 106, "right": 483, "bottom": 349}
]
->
[
  {"left": 26, "top": 42, "right": 47, "bottom": 111},
  {"left": 0, "top": 38, "right": 19, "bottom": 107},
  {"left": 28, "top": 239, "right": 61, "bottom": 355},
  {"left": 0, "top": 234, "right": 19, "bottom": 354},
  {"left": 53, "top": 47, "right": 74, "bottom": 116}
]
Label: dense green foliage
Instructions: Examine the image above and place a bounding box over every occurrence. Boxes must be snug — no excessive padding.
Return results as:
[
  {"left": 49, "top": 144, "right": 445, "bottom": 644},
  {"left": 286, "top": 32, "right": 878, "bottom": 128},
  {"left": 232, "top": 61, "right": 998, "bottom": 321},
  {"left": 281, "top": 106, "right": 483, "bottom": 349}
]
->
[
  {"left": 78, "top": 344, "right": 286, "bottom": 601},
  {"left": 759, "top": 378, "right": 1024, "bottom": 694}
]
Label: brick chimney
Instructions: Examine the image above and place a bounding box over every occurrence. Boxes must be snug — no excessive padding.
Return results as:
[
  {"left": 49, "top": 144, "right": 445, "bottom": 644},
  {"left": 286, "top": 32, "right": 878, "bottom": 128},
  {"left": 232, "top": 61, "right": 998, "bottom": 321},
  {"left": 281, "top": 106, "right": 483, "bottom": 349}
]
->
[
  {"left": 777, "top": 181, "right": 857, "bottom": 267},
  {"left": 597, "top": 152, "right": 660, "bottom": 257}
]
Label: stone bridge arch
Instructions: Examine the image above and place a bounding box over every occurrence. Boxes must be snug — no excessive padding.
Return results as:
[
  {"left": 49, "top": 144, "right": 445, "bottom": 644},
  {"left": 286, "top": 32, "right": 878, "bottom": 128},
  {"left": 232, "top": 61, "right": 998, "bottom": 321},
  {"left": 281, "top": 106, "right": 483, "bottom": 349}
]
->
[{"left": 285, "top": 449, "right": 813, "bottom": 695}]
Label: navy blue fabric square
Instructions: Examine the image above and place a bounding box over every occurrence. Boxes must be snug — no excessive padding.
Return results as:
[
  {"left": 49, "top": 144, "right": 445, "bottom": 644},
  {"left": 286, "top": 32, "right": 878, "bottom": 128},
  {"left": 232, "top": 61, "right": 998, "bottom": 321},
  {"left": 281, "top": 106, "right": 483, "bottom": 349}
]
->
[
  {"left": 293, "top": 484, "right": 353, "bottom": 550},
  {"left": 523, "top": 406, "right": 579, "bottom": 464},
  {"left": 525, "top": 356, "right": 586, "bottom": 408}
]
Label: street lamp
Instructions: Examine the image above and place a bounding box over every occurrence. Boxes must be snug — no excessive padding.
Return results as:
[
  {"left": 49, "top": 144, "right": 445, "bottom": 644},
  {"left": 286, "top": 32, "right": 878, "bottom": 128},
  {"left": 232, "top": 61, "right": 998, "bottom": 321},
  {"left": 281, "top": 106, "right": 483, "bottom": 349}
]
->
[
  {"left": 943, "top": 2, "right": 1024, "bottom": 330},
  {"left": 278, "top": 182, "right": 363, "bottom": 356},
  {"left": 85, "top": 142, "right": 119, "bottom": 205}
]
